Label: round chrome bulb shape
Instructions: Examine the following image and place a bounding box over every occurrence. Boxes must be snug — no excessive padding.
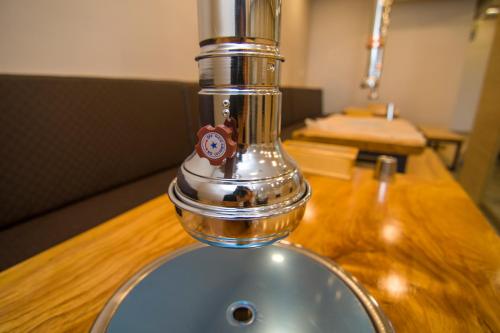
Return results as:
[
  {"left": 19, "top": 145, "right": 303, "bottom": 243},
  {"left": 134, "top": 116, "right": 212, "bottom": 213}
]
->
[{"left": 168, "top": 146, "right": 311, "bottom": 248}]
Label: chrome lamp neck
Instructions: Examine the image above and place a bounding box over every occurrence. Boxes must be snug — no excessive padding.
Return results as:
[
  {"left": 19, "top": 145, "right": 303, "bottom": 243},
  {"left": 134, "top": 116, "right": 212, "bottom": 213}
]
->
[{"left": 361, "top": 0, "right": 393, "bottom": 100}]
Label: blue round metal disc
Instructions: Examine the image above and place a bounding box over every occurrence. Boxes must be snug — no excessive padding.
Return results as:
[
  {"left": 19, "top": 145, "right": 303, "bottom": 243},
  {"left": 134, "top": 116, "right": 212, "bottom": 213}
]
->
[{"left": 92, "top": 243, "right": 392, "bottom": 333}]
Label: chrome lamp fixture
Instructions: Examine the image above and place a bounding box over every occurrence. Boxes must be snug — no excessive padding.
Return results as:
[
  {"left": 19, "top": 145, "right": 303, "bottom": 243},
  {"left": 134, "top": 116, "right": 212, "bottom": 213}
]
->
[
  {"left": 361, "top": 0, "right": 394, "bottom": 100},
  {"left": 168, "top": 0, "right": 311, "bottom": 248}
]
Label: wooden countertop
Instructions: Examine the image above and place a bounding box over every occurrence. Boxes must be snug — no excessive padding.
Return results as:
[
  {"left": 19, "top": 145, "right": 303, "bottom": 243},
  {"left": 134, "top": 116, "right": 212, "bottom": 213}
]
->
[{"left": 0, "top": 150, "right": 499, "bottom": 332}]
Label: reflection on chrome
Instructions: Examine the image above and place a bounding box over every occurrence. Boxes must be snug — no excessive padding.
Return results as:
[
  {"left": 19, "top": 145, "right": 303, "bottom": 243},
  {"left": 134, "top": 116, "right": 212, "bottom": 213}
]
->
[
  {"left": 271, "top": 253, "right": 284, "bottom": 263},
  {"left": 302, "top": 204, "right": 316, "bottom": 223},
  {"left": 328, "top": 276, "right": 335, "bottom": 287}
]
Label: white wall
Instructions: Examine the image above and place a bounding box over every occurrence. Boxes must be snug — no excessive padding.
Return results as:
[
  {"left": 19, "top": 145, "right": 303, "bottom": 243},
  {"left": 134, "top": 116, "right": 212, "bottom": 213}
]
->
[
  {"left": 0, "top": 0, "right": 199, "bottom": 81},
  {"left": 281, "top": 0, "right": 311, "bottom": 86},
  {"left": 451, "top": 18, "right": 497, "bottom": 132},
  {"left": 0, "top": 0, "right": 310, "bottom": 86},
  {"left": 306, "top": 0, "right": 476, "bottom": 127},
  {"left": 305, "top": 0, "right": 372, "bottom": 113}
]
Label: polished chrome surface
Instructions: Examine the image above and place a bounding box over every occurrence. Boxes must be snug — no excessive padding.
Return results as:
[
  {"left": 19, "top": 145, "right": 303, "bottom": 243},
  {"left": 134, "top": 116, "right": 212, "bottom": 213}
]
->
[
  {"left": 175, "top": 165, "right": 305, "bottom": 207},
  {"left": 91, "top": 242, "right": 394, "bottom": 333},
  {"left": 195, "top": 89, "right": 282, "bottom": 146},
  {"left": 169, "top": 180, "right": 310, "bottom": 248},
  {"left": 198, "top": 55, "right": 281, "bottom": 87},
  {"left": 374, "top": 155, "right": 397, "bottom": 182},
  {"left": 197, "top": 0, "right": 281, "bottom": 44},
  {"left": 168, "top": 0, "right": 310, "bottom": 247},
  {"left": 361, "top": 0, "right": 393, "bottom": 100},
  {"left": 198, "top": 42, "right": 282, "bottom": 59}
]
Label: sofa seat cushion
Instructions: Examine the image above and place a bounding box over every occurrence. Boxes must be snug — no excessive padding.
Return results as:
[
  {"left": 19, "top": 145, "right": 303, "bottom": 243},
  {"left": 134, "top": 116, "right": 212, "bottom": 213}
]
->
[{"left": 0, "top": 167, "right": 178, "bottom": 271}]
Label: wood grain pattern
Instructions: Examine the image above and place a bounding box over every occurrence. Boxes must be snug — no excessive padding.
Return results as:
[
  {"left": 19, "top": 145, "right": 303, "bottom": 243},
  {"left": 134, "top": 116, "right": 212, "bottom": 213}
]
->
[
  {"left": 0, "top": 149, "right": 499, "bottom": 332},
  {"left": 289, "top": 170, "right": 500, "bottom": 332},
  {"left": 283, "top": 140, "right": 358, "bottom": 180}
]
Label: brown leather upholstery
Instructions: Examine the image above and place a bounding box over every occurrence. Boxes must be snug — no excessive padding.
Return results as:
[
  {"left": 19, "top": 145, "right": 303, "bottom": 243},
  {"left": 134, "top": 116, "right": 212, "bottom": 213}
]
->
[
  {"left": 281, "top": 87, "right": 323, "bottom": 138},
  {"left": 0, "top": 75, "right": 192, "bottom": 229},
  {"left": 290, "top": 87, "right": 323, "bottom": 121}
]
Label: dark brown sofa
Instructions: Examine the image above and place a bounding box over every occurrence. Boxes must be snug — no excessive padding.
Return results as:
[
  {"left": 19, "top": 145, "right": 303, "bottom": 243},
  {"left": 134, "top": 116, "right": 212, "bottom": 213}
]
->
[{"left": 0, "top": 74, "right": 322, "bottom": 270}]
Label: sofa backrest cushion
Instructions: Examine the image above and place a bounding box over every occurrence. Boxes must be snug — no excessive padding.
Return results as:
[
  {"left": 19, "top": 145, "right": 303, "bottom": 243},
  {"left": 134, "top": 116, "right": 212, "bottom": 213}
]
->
[
  {"left": 281, "top": 87, "right": 323, "bottom": 128},
  {"left": 0, "top": 75, "right": 193, "bottom": 228}
]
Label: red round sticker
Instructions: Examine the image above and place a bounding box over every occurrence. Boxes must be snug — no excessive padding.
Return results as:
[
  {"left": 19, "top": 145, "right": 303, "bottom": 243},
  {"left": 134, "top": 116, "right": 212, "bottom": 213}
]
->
[{"left": 195, "top": 125, "right": 236, "bottom": 166}]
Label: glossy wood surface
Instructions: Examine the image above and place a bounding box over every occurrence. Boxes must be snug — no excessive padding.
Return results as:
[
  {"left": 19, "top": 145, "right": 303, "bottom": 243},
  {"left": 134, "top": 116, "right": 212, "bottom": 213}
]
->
[
  {"left": 283, "top": 140, "right": 358, "bottom": 180},
  {"left": 293, "top": 127, "right": 425, "bottom": 155},
  {"left": 1, "top": 149, "right": 499, "bottom": 332}
]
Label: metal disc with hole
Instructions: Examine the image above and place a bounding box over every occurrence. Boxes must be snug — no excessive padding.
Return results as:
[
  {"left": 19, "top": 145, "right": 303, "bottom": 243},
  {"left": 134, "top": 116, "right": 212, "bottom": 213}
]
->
[{"left": 92, "top": 243, "right": 393, "bottom": 333}]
